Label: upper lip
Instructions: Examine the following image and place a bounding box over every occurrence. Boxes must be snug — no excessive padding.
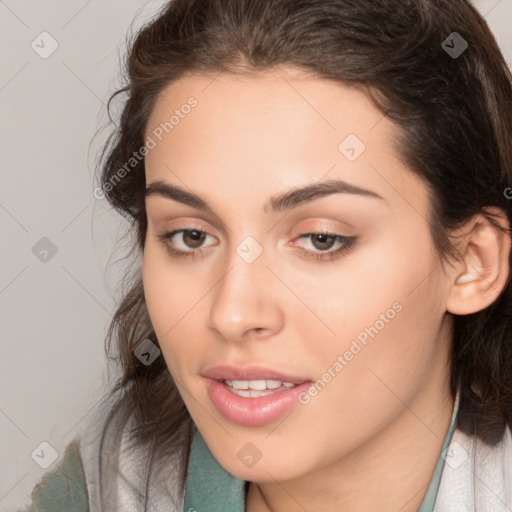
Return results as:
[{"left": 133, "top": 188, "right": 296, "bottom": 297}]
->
[{"left": 202, "top": 364, "right": 311, "bottom": 384}]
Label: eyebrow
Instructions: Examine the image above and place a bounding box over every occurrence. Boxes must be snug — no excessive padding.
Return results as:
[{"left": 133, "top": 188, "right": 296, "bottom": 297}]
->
[{"left": 145, "top": 178, "right": 386, "bottom": 213}]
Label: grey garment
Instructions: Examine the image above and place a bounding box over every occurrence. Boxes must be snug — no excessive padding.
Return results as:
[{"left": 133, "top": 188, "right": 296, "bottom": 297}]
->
[
  {"left": 434, "top": 425, "right": 512, "bottom": 511},
  {"left": 77, "top": 390, "right": 187, "bottom": 512}
]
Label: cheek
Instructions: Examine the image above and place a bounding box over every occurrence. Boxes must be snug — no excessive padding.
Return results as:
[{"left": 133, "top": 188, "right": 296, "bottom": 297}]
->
[
  {"left": 285, "top": 228, "right": 435, "bottom": 338},
  {"left": 355, "top": 239, "right": 445, "bottom": 379},
  {"left": 293, "top": 226, "right": 445, "bottom": 379},
  {"left": 142, "top": 244, "right": 198, "bottom": 374},
  {"left": 142, "top": 245, "right": 172, "bottom": 333},
  {"left": 143, "top": 240, "right": 201, "bottom": 331}
]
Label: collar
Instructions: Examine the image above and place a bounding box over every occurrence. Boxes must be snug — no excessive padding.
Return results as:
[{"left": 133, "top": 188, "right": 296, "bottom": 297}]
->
[{"left": 184, "top": 388, "right": 460, "bottom": 512}]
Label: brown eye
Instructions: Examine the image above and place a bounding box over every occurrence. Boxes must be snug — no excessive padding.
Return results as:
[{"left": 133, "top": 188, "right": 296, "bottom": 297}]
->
[
  {"left": 156, "top": 228, "right": 215, "bottom": 259},
  {"left": 310, "top": 233, "right": 337, "bottom": 251},
  {"left": 293, "top": 232, "right": 357, "bottom": 262},
  {"left": 182, "top": 230, "right": 206, "bottom": 249}
]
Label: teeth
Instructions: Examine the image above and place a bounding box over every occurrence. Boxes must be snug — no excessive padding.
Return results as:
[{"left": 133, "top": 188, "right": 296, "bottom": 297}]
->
[
  {"left": 230, "top": 388, "right": 275, "bottom": 398},
  {"left": 226, "top": 380, "right": 249, "bottom": 389},
  {"left": 224, "top": 379, "right": 298, "bottom": 391}
]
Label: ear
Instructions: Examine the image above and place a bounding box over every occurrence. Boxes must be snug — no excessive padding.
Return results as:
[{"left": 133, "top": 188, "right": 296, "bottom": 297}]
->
[{"left": 446, "top": 207, "right": 511, "bottom": 315}]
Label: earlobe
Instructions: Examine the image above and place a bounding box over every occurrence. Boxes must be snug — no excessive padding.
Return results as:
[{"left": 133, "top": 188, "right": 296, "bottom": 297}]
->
[{"left": 446, "top": 208, "right": 511, "bottom": 316}]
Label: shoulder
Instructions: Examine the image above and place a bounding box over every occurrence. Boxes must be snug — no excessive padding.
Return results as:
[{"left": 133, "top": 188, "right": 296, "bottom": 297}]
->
[
  {"left": 21, "top": 390, "right": 189, "bottom": 512},
  {"left": 23, "top": 439, "right": 89, "bottom": 512},
  {"left": 435, "top": 425, "right": 512, "bottom": 510}
]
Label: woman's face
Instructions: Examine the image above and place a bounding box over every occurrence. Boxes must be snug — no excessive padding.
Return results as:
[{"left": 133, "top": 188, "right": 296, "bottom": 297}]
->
[{"left": 142, "top": 67, "right": 454, "bottom": 482}]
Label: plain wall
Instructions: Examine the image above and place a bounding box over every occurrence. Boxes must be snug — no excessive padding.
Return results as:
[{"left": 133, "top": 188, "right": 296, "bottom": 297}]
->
[{"left": 1, "top": 0, "right": 511, "bottom": 509}]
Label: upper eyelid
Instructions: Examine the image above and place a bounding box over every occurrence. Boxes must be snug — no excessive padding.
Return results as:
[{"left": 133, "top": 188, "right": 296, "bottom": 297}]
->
[
  {"left": 153, "top": 214, "right": 353, "bottom": 234},
  {"left": 164, "top": 226, "right": 344, "bottom": 237},
  {"left": 145, "top": 193, "right": 366, "bottom": 236}
]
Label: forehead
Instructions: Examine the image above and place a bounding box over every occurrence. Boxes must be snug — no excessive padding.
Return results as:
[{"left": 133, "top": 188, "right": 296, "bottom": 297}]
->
[
  {"left": 143, "top": 67, "right": 429, "bottom": 219},
  {"left": 145, "top": 67, "right": 382, "bottom": 144}
]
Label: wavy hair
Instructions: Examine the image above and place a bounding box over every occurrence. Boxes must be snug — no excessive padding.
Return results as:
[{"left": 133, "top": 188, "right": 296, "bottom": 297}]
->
[{"left": 93, "top": 0, "right": 512, "bottom": 505}]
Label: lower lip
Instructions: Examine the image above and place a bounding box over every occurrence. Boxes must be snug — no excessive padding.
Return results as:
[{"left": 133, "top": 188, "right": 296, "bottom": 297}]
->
[{"left": 206, "top": 378, "right": 313, "bottom": 426}]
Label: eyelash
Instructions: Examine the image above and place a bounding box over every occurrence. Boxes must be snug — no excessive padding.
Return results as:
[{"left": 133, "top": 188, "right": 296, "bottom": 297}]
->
[{"left": 156, "top": 228, "right": 357, "bottom": 262}]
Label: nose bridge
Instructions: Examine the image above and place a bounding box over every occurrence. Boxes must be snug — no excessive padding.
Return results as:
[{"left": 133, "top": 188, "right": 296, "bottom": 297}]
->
[{"left": 208, "top": 237, "right": 283, "bottom": 341}]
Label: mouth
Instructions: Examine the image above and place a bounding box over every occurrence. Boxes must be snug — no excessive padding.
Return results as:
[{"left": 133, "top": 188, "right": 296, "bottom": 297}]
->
[{"left": 202, "top": 364, "right": 313, "bottom": 426}]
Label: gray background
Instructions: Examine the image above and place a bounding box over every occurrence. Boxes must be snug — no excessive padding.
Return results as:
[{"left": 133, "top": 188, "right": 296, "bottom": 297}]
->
[{"left": 1, "top": 0, "right": 511, "bottom": 509}]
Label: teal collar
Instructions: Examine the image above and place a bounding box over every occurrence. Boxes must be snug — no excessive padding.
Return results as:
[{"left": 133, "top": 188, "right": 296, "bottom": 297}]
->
[
  {"left": 184, "top": 389, "right": 460, "bottom": 512},
  {"left": 417, "top": 385, "right": 461, "bottom": 511}
]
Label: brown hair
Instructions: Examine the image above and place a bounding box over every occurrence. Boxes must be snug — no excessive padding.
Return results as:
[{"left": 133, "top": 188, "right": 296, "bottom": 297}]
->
[{"left": 93, "top": 0, "right": 512, "bottom": 503}]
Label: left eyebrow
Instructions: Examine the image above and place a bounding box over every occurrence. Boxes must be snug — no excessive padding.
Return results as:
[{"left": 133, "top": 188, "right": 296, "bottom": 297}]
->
[
  {"left": 266, "top": 178, "right": 386, "bottom": 212},
  {"left": 144, "top": 178, "right": 386, "bottom": 214}
]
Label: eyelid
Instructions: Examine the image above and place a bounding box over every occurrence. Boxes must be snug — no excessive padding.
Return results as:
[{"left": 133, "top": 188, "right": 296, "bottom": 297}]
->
[
  {"left": 146, "top": 207, "right": 230, "bottom": 240},
  {"left": 291, "top": 218, "right": 355, "bottom": 234}
]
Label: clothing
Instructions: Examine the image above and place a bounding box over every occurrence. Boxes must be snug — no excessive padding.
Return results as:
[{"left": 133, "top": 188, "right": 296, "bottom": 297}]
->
[{"left": 16, "top": 388, "right": 512, "bottom": 512}]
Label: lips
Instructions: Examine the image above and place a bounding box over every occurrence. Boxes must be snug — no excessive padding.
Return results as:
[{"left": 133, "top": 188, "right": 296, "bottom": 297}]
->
[
  {"left": 202, "top": 364, "right": 310, "bottom": 385},
  {"left": 202, "top": 364, "right": 313, "bottom": 426}
]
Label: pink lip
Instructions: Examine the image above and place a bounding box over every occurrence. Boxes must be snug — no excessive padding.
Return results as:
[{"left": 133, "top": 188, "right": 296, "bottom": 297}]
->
[
  {"left": 203, "top": 364, "right": 313, "bottom": 426},
  {"left": 202, "top": 364, "right": 310, "bottom": 384}
]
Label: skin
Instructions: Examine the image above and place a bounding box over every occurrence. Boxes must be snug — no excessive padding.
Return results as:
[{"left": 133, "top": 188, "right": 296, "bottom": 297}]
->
[{"left": 141, "top": 66, "right": 510, "bottom": 511}]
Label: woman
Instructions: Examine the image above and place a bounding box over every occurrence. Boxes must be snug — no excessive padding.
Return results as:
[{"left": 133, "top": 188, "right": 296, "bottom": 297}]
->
[{"left": 18, "top": 0, "right": 512, "bottom": 510}]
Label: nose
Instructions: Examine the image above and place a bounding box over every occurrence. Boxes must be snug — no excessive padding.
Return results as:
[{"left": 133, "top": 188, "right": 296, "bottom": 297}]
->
[{"left": 207, "top": 248, "right": 284, "bottom": 343}]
